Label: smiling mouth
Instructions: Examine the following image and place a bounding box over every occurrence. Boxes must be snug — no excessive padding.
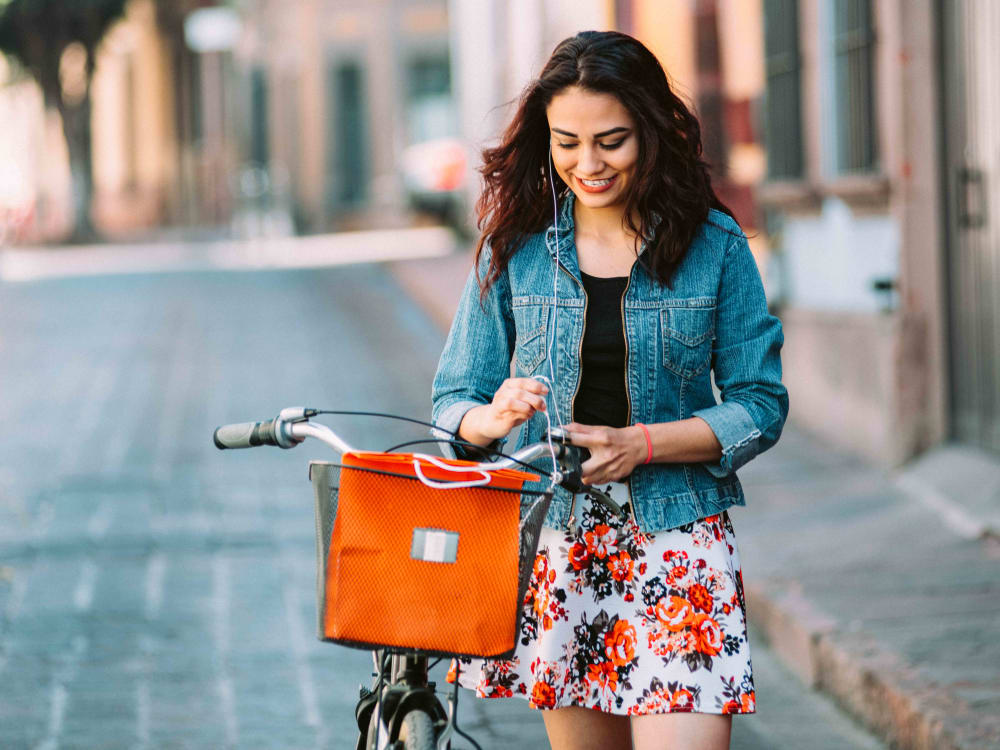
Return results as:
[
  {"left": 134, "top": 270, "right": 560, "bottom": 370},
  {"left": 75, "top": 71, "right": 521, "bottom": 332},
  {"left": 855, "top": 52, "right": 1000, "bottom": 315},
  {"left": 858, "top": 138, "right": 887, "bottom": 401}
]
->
[{"left": 576, "top": 174, "right": 618, "bottom": 193}]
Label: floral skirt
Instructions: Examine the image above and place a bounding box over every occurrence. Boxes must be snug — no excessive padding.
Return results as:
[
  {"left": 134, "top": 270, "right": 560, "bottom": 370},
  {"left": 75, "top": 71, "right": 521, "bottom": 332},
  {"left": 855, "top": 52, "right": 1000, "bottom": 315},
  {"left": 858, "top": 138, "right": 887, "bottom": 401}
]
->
[{"left": 448, "top": 486, "right": 756, "bottom": 716}]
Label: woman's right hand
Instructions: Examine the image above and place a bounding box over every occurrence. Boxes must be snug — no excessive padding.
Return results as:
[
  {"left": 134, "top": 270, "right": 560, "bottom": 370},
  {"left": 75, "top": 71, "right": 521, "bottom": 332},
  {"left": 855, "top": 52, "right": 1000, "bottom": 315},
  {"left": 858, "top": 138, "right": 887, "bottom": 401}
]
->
[{"left": 458, "top": 378, "right": 549, "bottom": 445}]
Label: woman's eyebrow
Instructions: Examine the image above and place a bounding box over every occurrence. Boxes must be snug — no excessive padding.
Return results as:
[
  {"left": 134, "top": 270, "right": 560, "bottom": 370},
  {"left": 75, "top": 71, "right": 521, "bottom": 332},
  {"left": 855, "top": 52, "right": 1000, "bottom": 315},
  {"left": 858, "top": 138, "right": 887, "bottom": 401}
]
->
[{"left": 551, "top": 126, "right": 631, "bottom": 138}]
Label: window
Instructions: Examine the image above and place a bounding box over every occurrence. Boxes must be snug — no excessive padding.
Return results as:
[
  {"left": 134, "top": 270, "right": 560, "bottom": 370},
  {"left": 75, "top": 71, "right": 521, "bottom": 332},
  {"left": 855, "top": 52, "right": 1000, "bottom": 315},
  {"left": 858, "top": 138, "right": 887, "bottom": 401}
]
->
[
  {"left": 763, "top": 0, "right": 805, "bottom": 180},
  {"left": 326, "top": 61, "right": 368, "bottom": 206},
  {"left": 831, "top": 0, "right": 877, "bottom": 173},
  {"left": 406, "top": 54, "right": 453, "bottom": 144},
  {"left": 250, "top": 67, "right": 269, "bottom": 167},
  {"left": 408, "top": 55, "right": 450, "bottom": 100}
]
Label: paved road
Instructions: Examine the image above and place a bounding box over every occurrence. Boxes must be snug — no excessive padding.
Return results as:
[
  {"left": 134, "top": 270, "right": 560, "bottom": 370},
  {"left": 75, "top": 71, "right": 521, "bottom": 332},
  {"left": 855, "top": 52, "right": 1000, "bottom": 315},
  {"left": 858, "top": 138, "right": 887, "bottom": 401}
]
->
[{"left": 0, "top": 260, "right": 885, "bottom": 748}]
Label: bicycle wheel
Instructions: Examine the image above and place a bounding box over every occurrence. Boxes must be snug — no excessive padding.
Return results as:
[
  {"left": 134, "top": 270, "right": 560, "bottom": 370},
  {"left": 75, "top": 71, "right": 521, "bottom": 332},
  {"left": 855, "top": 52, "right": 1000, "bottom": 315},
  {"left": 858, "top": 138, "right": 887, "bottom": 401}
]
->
[{"left": 398, "top": 709, "right": 436, "bottom": 750}]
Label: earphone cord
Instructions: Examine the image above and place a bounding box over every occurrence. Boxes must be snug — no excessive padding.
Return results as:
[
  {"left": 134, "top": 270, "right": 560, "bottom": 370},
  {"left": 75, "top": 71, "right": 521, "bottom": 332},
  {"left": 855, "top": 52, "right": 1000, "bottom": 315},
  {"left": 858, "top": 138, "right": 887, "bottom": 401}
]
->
[
  {"left": 538, "top": 144, "right": 566, "bottom": 486},
  {"left": 414, "top": 147, "right": 569, "bottom": 493}
]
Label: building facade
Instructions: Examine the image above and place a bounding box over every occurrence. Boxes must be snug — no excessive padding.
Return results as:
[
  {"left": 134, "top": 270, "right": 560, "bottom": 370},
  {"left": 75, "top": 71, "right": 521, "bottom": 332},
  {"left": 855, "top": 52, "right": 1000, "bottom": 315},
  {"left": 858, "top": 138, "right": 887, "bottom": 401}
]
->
[
  {"left": 449, "top": 0, "right": 998, "bottom": 465},
  {"left": 238, "top": 0, "right": 455, "bottom": 233},
  {"left": 752, "top": 0, "right": 1000, "bottom": 464}
]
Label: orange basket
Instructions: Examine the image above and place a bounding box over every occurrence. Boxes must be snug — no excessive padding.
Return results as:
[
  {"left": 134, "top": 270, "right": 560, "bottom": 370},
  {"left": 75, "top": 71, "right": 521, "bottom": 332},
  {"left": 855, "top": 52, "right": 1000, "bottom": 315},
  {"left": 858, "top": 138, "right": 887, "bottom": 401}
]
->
[{"left": 309, "top": 452, "right": 550, "bottom": 658}]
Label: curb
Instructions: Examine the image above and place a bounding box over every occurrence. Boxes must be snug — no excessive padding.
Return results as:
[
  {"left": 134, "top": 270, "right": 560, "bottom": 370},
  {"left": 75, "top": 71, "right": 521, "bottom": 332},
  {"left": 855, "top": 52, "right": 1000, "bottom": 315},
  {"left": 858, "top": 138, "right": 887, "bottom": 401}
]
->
[{"left": 747, "top": 582, "right": 999, "bottom": 750}]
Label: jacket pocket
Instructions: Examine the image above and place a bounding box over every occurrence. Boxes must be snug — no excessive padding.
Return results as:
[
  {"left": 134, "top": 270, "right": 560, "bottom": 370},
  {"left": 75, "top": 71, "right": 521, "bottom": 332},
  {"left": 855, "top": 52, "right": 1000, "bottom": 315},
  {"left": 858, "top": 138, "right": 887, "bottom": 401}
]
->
[
  {"left": 512, "top": 299, "right": 549, "bottom": 374},
  {"left": 660, "top": 299, "right": 715, "bottom": 378}
]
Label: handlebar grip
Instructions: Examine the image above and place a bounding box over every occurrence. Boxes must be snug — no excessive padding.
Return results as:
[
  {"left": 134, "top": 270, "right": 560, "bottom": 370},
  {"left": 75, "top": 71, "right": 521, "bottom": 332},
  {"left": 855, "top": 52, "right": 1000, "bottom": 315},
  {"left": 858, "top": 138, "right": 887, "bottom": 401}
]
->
[{"left": 213, "top": 420, "right": 279, "bottom": 449}]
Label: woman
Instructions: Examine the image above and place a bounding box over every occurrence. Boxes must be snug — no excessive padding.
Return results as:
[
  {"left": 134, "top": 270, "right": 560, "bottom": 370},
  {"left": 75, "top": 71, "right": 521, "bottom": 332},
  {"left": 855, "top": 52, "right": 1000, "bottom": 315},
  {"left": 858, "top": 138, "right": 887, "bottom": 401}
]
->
[{"left": 431, "top": 30, "right": 788, "bottom": 750}]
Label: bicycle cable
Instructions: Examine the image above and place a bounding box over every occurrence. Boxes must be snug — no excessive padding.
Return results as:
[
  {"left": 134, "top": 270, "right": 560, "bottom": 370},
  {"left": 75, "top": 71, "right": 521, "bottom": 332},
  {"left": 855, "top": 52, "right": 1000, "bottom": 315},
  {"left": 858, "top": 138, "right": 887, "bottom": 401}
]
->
[
  {"left": 380, "top": 439, "right": 549, "bottom": 476},
  {"left": 372, "top": 649, "right": 390, "bottom": 750},
  {"left": 309, "top": 409, "right": 565, "bottom": 481}
]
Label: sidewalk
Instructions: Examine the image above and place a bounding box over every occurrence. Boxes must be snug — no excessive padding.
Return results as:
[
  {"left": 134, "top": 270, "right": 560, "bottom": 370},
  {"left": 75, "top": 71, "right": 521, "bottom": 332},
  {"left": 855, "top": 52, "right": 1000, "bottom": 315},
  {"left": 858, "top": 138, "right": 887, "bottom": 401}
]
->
[
  {"left": 388, "top": 250, "right": 1000, "bottom": 750},
  {"left": 0, "top": 226, "right": 456, "bottom": 282}
]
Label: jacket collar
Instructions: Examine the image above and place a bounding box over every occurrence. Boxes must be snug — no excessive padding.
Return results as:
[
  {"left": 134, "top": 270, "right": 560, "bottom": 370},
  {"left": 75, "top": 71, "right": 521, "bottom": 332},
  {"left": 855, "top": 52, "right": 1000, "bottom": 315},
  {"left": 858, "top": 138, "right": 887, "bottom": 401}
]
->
[{"left": 543, "top": 190, "right": 577, "bottom": 260}]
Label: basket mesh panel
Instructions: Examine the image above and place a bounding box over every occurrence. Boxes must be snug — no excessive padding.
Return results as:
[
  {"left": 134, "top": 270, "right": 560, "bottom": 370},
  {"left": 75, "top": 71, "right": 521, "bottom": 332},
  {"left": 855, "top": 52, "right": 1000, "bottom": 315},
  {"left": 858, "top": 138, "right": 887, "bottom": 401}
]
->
[
  {"left": 310, "top": 462, "right": 340, "bottom": 637},
  {"left": 517, "top": 492, "right": 553, "bottom": 620}
]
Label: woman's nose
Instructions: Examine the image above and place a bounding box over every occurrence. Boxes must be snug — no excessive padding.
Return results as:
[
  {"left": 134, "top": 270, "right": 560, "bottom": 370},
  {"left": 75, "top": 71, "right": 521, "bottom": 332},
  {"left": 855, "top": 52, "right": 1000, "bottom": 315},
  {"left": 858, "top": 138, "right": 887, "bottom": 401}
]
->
[{"left": 577, "top": 144, "right": 604, "bottom": 176}]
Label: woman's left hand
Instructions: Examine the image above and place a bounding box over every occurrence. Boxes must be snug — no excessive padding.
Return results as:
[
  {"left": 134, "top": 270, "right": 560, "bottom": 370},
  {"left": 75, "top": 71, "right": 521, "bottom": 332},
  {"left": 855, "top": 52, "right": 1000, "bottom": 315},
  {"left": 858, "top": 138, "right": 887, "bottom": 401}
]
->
[{"left": 564, "top": 422, "right": 648, "bottom": 485}]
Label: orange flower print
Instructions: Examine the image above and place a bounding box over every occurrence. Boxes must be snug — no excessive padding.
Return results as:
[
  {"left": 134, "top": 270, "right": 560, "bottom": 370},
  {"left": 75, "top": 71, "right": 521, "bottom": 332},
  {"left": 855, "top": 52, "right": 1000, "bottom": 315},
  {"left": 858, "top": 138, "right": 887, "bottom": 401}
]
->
[
  {"left": 533, "top": 554, "right": 548, "bottom": 579},
  {"left": 584, "top": 524, "right": 617, "bottom": 559},
  {"left": 691, "top": 613, "right": 723, "bottom": 656},
  {"left": 688, "top": 583, "right": 713, "bottom": 613},
  {"left": 655, "top": 596, "right": 694, "bottom": 631},
  {"left": 607, "top": 551, "right": 634, "bottom": 582},
  {"left": 568, "top": 541, "right": 590, "bottom": 571},
  {"left": 664, "top": 629, "right": 697, "bottom": 656},
  {"left": 530, "top": 681, "right": 557, "bottom": 709},
  {"left": 532, "top": 592, "right": 546, "bottom": 618},
  {"left": 461, "top": 504, "right": 752, "bottom": 717},
  {"left": 670, "top": 688, "right": 695, "bottom": 712},
  {"left": 715, "top": 673, "right": 755, "bottom": 714},
  {"left": 604, "top": 619, "right": 638, "bottom": 667},
  {"left": 587, "top": 661, "right": 618, "bottom": 692}
]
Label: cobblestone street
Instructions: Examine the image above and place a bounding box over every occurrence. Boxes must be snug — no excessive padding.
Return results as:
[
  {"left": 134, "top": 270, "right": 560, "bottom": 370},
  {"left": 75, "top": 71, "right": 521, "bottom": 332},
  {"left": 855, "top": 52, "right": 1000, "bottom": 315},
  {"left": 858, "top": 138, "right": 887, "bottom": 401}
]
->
[
  {"left": 0, "top": 265, "right": 450, "bottom": 748},
  {"left": 0, "top": 257, "right": 889, "bottom": 749}
]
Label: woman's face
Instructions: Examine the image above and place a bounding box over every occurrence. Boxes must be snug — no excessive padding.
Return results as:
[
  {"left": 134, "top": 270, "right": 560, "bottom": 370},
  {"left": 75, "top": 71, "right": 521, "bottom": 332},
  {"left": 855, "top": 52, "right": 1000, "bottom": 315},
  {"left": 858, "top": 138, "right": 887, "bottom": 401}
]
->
[{"left": 545, "top": 86, "right": 639, "bottom": 213}]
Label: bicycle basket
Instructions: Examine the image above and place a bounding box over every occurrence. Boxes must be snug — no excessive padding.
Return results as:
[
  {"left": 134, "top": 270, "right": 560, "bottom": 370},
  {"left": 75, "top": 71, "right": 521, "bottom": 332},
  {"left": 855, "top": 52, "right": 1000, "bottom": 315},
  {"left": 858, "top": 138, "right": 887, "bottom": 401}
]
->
[{"left": 309, "top": 452, "right": 551, "bottom": 659}]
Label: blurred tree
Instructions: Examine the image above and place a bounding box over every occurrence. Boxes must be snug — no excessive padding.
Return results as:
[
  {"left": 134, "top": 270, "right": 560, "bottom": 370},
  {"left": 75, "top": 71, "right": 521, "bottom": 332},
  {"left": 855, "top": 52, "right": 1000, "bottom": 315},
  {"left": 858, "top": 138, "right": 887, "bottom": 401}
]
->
[{"left": 0, "top": 0, "right": 128, "bottom": 241}]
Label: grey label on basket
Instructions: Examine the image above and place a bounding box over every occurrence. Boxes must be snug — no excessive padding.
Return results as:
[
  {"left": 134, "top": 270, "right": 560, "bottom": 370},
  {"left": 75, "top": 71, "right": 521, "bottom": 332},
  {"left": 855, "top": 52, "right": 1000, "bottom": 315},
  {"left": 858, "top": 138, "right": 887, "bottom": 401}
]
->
[{"left": 410, "top": 528, "right": 459, "bottom": 563}]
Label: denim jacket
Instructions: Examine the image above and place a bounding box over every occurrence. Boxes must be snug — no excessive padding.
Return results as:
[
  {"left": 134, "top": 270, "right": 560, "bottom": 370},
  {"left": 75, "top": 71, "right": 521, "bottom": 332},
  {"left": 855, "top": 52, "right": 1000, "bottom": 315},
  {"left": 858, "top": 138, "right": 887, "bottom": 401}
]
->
[{"left": 431, "top": 193, "right": 788, "bottom": 532}]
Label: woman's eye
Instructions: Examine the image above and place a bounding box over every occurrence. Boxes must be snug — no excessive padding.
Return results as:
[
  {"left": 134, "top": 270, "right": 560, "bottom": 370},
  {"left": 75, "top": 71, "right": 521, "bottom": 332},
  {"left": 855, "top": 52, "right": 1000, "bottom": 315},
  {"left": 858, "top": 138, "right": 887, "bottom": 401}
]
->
[{"left": 555, "top": 138, "right": 625, "bottom": 150}]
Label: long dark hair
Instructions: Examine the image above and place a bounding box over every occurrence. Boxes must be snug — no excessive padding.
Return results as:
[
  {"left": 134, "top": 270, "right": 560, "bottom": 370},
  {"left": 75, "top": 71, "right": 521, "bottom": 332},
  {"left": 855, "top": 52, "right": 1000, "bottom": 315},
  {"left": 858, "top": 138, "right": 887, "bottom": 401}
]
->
[{"left": 475, "top": 30, "right": 740, "bottom": 292}]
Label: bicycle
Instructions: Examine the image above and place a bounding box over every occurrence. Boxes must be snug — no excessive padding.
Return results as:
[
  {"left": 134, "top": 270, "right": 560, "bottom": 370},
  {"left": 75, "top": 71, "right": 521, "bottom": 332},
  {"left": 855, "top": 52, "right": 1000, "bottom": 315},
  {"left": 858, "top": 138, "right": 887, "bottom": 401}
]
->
[{"left": 213, "top": 407, "right": 625, "bottom": 750}]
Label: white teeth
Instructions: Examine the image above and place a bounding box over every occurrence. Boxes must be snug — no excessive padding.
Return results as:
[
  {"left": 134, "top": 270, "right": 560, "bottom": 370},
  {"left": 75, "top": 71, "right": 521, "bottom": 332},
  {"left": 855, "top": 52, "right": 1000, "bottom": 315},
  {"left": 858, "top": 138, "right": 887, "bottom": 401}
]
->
[{"left": 580, "top": 177, "right": 614, "bottom": 187}]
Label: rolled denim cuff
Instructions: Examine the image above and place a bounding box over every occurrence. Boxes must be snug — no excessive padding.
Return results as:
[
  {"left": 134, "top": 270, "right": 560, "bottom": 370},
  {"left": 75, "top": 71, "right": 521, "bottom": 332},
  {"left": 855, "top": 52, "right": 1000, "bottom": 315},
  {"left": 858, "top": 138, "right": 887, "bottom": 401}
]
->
[
  {"left": 691, "top": 401, "right": 762, "bottom": 478},
  {"left": 431, "top": 399, "right": 507, "bottom": 460}
]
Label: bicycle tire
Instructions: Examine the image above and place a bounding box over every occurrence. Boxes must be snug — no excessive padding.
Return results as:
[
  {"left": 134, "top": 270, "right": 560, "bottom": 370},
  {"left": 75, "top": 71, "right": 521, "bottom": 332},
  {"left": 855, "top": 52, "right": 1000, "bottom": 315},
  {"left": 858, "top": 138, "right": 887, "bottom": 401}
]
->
[{"left": 399, "top": 709, "right": 436, "bottom": 750}]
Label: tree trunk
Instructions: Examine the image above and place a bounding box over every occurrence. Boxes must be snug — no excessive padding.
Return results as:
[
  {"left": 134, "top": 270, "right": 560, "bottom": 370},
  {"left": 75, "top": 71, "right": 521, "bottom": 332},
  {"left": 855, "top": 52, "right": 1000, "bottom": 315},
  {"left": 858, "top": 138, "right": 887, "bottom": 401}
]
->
[
  {"left": 39, "top": 43, "right": 98, "bottom": 244},
  {"left": 57, "top": 92, "right": 97, "bottom": 243}
]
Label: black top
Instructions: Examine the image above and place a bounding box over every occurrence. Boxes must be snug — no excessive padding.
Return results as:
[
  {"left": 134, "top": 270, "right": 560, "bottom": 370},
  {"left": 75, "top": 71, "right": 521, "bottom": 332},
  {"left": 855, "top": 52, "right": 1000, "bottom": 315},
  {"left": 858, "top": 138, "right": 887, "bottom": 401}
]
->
[{"left": 572, "top": 270, "right": 630, "bottom": 428}]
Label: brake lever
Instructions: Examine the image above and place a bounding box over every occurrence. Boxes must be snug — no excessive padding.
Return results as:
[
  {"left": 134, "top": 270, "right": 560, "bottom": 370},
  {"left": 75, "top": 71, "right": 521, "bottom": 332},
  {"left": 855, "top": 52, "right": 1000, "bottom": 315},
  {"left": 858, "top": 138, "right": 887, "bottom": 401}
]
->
[{"left": 543, "top": 429, "right": 628, "bottom": 521}]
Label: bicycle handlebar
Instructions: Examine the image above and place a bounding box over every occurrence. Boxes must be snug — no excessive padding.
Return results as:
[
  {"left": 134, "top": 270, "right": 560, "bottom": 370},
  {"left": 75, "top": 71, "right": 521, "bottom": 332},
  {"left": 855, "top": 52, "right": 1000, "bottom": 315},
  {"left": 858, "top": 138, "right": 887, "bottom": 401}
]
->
[
  {"left": 213, "top": 409, "right": 626, "bottom": 518},
  {"left": 213, "top": 419, "right": 282, "bottom": 449},
  {"left": 214, "top": 407, "right": 328, "bottom": 451}
]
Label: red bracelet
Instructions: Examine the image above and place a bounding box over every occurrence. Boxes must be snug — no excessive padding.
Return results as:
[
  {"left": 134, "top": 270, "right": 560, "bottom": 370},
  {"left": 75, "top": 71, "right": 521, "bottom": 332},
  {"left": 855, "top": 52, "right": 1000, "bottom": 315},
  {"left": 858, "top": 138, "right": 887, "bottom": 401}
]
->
[{"left": 635, "top": 422, "right": 653, "bottom": 464}]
